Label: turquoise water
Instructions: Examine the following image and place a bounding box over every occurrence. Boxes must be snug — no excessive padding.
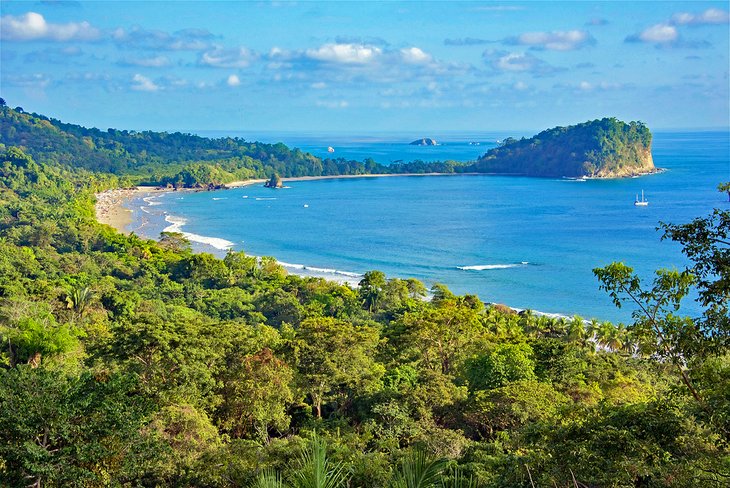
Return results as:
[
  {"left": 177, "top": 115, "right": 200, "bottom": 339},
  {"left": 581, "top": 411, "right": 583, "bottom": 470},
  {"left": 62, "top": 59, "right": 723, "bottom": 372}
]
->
[{"left": 130, "top": 132, "right": 729, "bottom": 322}]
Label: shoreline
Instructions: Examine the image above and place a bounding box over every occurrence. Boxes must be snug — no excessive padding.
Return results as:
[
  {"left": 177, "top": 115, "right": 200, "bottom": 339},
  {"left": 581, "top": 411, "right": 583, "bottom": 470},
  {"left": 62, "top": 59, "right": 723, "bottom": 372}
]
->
[
  {"left": 96, "top": 168, "right": 665, "bottom": 233},
  {"left": 95, "top": 173, "right": 475, "bottom": 233}
]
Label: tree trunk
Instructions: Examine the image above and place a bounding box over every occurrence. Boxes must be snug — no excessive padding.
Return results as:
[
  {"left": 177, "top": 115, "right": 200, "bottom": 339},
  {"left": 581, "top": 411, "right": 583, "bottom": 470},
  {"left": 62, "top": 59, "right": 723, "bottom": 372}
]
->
[{"left": 27, "top": 351, "right": 41, "bottom": 368}]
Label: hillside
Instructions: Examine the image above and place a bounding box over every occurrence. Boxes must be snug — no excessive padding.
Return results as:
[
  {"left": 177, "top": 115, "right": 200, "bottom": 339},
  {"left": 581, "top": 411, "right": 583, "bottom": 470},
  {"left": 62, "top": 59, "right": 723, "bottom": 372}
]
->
[
  {"left": 0, "top": 105, "right": 456, "bottom": 187},
  {"left": 468, "top": 118, "right": 655, "bottom": 178}
]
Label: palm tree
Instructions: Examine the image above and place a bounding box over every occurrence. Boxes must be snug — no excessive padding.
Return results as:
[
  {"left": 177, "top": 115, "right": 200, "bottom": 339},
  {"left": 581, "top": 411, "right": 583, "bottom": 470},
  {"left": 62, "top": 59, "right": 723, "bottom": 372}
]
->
[
  {"left": 252, "top": 469, "right": 285, "bottom": 488},
  {"left": 66, "top": 285, "right": 93, "bottom": 321},
  {"left": 250, "top": 433, "right": 349, "bottom": 488},
  {"left": 288, "top": 433, "right": 350, "bottom": 488},
  {"left": 391, "top": 448, "right": 448, "bottom": 488}
]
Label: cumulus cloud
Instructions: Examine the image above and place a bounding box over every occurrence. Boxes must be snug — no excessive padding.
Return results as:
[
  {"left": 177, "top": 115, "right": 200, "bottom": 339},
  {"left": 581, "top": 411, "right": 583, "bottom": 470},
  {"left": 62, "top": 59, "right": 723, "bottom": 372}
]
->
[
  {"left": 113, "top": 26, "right": 214, "bottom": 51},
  {"left": 264, "top": 42, "right": 466, "bottom": 87},
  {"left": 484, "top": 50, "right": 561, "bottom": 76},
  {"left": 626, "top": 23, "right": 678, "bottom": 44},
  {"left": 130, "top": 73, "right": 159, "bottom": 91},
  {"left": 2, "top": 73, "right": 52, "bottom": 88},
  {"left": 505, "top": 30, "right": 595, "bottom": 51},
  {"left": 0, "top": 11, "right": 100, "bottom": 41},
  {"left": 672, "top": 8, "right": 729, "bottom": 25},
  {"left": 118, "top": 55, "right": 171, "bottom": 68},
  {"left": 305, "top": 43, "right": 382, "bottom": 64},
  {"left": 227, "top": 74, "right": 241, "bottom": 86},
  {"left": 626, "top": 8, "right": 727, "bottom": 47},
  {"left": 199, "top": 47, "right": 256, "bottom": 68},
  {"left": 573, "top": 80, "right": 626, "bottom": 92},
  {"left": 400, "top": 47, "right": 432, "bottom": 64}
]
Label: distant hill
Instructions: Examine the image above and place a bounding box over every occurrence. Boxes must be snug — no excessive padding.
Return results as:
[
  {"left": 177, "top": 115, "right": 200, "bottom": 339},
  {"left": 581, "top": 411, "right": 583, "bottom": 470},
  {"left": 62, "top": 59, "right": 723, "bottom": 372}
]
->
[
  {"left": 0, "top": 105, "right": 458, "bottom": 187},
  {"left": 467, "top": 118, "right": 655, "bottom": 178}
]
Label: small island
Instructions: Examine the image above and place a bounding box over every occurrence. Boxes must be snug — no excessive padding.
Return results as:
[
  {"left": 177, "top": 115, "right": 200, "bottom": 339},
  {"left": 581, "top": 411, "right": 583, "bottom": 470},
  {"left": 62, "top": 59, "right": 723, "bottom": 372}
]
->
[
  {"left": 468, "top": 118, "right": 655, "bottom": 178},
  {"left": 410, "top": 137, "right": 438, "bottom": 146},
  {"left": 264, "top": 173, "right": 283, "bottom": 188}
]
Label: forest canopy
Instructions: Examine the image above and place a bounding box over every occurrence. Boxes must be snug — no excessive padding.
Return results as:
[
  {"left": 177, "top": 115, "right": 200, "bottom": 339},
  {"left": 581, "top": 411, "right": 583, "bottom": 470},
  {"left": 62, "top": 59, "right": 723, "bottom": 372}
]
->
[{"left": 0, "top": 104, "right": 727, "bottom": 486}]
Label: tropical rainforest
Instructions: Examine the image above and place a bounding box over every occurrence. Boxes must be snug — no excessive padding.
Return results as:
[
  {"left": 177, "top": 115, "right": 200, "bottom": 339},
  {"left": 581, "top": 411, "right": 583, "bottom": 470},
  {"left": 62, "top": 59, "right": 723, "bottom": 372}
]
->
[
  {"left": 0, "top": 101, "right": 728, "bottom": 487},
  {"left": 468, "top": 118, "right": 655, "bottom": 178}
]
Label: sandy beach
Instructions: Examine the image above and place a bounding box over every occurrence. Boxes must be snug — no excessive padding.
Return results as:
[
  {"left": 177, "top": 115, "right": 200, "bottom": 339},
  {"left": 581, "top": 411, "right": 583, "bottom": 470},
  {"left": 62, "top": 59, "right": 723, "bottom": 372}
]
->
[{"left": 95, "top": 186, "right": 166, "bottom": 233}]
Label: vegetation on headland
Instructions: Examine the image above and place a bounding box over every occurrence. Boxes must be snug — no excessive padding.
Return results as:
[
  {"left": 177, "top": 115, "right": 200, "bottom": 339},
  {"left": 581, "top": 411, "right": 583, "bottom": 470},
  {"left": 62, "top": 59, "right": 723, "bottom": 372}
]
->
[
  {"left": 467, "top": 118, "right": 655, "bottom": 178},
  {"left": 1, "top": 105, "right": 654, "bottom": 187},
  {"left": 0, "top": 105, "right": 458, "bottom": 189},
  {"left": 0, "top": 101, "right": 727, "bottom": 486}
]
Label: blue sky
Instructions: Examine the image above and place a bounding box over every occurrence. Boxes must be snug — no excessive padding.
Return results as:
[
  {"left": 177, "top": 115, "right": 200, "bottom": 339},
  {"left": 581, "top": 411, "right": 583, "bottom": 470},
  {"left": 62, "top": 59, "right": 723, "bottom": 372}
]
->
[{"left": 1, "top": 1, "right": 728, "bottom": 132}]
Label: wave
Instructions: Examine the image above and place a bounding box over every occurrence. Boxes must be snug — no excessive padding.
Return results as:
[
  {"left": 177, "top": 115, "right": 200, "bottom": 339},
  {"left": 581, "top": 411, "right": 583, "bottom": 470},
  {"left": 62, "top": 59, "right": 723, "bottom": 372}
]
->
[
  {"left": 143, "top": 196, "right": 163, "bottom": 206},
  {"left": 163, "top": 215, "right": 235, "bottom": 250},
  {"left": 255, "top": 197, "right": 277, "bottom": 201},
  {"left": 276, "top": 260, "right": 363, "bottom": 279},
  {"left": 458, "top": 262, "right": 529, "bottom": 271},
  {"left": 212, "top": 197, "right": 228, "bottom": 201}
]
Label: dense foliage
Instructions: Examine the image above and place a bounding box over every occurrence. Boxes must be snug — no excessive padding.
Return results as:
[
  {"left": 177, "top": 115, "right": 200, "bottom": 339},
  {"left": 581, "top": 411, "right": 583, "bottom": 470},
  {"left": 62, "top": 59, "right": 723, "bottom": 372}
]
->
[
  {"left": 0, "top": 106, "right": 460, "bottom": 188},
  {"left": 468, "top": 118, "right": 654, "bottom": 178},
  {"left": 0, "top": 106, "right": 727, "bottom": 486}
]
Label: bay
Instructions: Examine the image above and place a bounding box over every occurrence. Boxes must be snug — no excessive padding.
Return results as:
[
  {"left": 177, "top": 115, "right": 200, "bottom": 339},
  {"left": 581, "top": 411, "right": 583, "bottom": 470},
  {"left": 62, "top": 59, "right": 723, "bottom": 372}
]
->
[{"left": 129, "top": 131, "right": 729, "bottom": 323}]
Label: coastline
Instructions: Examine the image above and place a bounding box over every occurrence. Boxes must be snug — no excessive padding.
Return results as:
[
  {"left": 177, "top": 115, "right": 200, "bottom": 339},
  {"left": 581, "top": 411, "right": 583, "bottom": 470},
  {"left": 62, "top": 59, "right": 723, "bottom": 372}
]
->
[{"left": 95, "top": 173, "right": 473, "bottom": 234}]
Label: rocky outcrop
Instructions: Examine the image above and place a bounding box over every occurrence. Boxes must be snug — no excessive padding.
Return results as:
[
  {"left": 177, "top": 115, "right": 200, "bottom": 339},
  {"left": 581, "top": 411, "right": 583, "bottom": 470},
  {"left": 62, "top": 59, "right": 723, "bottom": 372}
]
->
[
  {"left": 410, "top": 138, "right": 438, "bottom": 146},
  {"left": 264, "top": 174, "right": 283, "bottom": 188}
]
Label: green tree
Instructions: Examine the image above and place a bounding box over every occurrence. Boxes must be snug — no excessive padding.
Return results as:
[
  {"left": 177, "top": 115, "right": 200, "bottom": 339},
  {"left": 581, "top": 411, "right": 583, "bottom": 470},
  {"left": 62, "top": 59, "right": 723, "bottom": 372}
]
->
[
  {"left": 218, "top": 348, "right": 294, "bottom": 441},
  {"left": 291, "top": 317, "right": 383, "bottom": 418},
  {"left": 718, "top": 182, "right": 730, "bottom": 202},
  {"left": 0, "top": 367, "right": 154, "bottom": 487}
]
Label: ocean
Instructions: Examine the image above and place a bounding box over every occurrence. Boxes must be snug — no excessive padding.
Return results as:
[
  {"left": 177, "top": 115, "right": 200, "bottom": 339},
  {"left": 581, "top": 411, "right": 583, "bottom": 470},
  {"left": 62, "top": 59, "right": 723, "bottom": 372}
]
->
[{"left": 126, "top": 131, "right": 729, "bottom": 323}]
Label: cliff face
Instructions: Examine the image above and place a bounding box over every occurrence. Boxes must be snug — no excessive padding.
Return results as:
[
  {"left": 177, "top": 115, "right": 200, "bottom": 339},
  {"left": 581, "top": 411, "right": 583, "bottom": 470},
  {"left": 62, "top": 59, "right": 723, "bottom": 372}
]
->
[{"left": 469, "top": 118, "right": 655, "bottom": 178}]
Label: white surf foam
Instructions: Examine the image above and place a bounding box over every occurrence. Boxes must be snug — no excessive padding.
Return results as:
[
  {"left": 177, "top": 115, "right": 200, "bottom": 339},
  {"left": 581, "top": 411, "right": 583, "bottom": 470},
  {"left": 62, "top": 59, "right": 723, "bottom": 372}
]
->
[
  {"left": 255, "top": 197, "right": 277, "bottom": 201},
  {"left": 212, "top": 197, "right": 228, "bottom": 201},
  {"left": 276, "top": 261, "right": 363, "bottom": 280},
  {"left": 163, "top": 215, "right": 235, "bottom": 250},
  {"left": 143, "top": 196, "right": 163, "bottom": 206}
]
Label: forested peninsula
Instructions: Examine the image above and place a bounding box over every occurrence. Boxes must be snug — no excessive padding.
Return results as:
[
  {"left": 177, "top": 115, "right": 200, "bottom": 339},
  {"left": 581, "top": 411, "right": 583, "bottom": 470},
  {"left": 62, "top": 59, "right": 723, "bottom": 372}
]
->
[
  {"left": 467, "top": 118, "right": 655, "bottom": 178},
  {"left": 0, "top": 101, "right": 728, "bottom": 487}
]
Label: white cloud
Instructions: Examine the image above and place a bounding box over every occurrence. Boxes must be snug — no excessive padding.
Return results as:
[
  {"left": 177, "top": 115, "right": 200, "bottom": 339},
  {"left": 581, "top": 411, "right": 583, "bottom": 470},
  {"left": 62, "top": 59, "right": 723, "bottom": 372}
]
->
[
  {"left": 573, "top": 80, "right": 624, "bottom": 92},
  {"left": 131, "top": 74, "right": 159, "bottom": 92},
  {"left": 513, "top": 81, "right": 529, "bottom": 91},
  {"left": 227, "top": 74, "right": 241, "bottom": 86},
  {"left": 0, "top": 11, "right": 100, "bottom": 42},
  {"left": 119, "top": 55, "right": 171, "bottom": 68},
  {"left": 484, "top": 50, "right": 560, "bottom": 77},
  {"left": 3, "top": 73, "right": 52, "bottom": 88},
  {"left": 305, "top": 43, "right": 382, "bottom": 64},
  {"left": 200, "top": 47, "right": 256, "bottom": 68},
  {"left": 637, "top": 23, "right": 678, "bottom": 43},
  {"left": 672, "top": 8, "right": 729, "bottom": 25},
  {"left": 400, "top": 47, "right": 432, "bottom": 64},
  {"left": 310, "top": 82, "right": 327, "bottom": 89},
  {"left": 508, "top": 30, "right": 594, "bottom": 51}
]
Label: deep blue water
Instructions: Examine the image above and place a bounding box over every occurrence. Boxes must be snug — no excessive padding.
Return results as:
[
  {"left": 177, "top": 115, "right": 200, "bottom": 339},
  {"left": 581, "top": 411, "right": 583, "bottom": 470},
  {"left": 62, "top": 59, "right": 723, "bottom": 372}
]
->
[{"left": 129, "top": 131, "right": 729, "bottom": 323}]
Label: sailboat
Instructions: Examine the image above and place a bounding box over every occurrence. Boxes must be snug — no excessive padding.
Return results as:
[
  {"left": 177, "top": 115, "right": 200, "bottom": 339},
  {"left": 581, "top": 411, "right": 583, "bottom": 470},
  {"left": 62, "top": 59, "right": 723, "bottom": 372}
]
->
[{"left": 634, "top": 190, "right": 649, "bottom": 206}]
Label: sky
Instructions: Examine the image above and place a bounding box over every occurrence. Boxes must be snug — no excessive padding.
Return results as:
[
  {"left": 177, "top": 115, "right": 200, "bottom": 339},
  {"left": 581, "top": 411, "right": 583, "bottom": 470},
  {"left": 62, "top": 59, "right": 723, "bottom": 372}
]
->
[{"left": 1, "top": 1, "right": 728, "bottom": 133}]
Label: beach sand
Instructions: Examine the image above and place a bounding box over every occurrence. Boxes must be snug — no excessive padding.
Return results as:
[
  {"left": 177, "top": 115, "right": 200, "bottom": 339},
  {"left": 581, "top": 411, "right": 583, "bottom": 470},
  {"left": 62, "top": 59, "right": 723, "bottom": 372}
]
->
[{"left": 95, "top": 186, "right": 163, "bottom": 234}]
